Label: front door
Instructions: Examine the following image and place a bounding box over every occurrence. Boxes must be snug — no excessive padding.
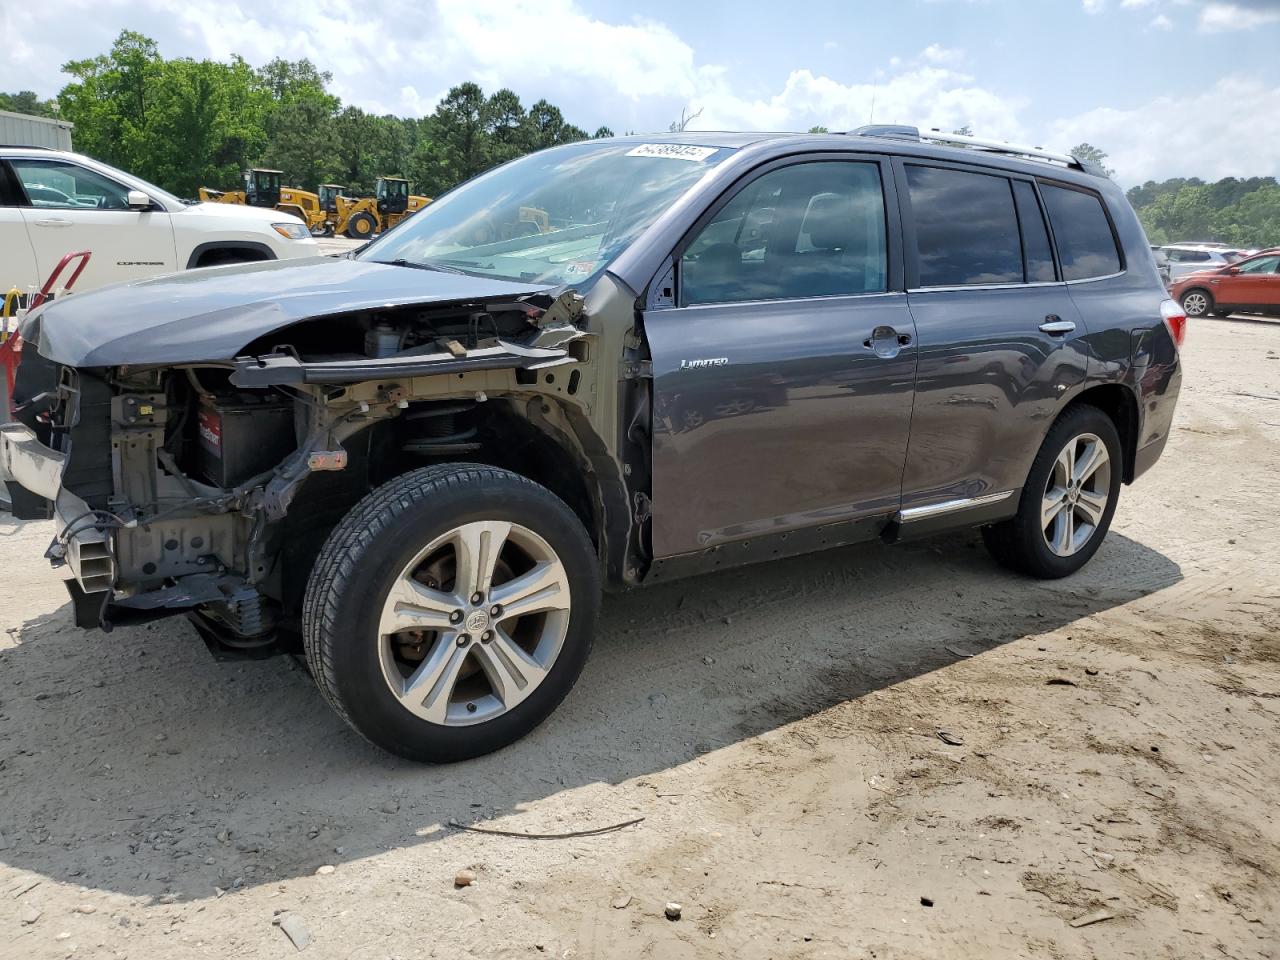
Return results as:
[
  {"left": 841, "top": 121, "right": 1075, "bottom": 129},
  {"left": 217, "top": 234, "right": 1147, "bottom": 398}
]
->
[
  {"left": 1218, "top": 253, "right": 1280, "bottom": 309},
  {"left": 645, "top": 156, "right": 917, "bottom": 557},
  {"left": 9, "top": 157, "right": 176, "bottom": 292}
]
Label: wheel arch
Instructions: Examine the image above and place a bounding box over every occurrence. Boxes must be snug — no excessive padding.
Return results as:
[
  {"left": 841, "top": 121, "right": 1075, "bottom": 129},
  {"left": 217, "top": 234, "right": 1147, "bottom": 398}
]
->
[
  {"left": 1179, "top": 286, "right": 1213, "bottom": 313},
  {"left": 1064, "top": 383, "right": 1141, "bottom": 484},
  {"left": 186, "top": 240, "right": 277, "bottom": 269},
  {"left": 276, "top": 394, "right": 621, "bottom": 616}
]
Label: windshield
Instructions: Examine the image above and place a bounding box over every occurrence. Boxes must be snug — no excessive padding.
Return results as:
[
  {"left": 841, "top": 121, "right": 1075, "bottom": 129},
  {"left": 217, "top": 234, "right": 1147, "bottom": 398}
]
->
[{"left": 358, "top": 140, "right": 736, "bottom": 285}]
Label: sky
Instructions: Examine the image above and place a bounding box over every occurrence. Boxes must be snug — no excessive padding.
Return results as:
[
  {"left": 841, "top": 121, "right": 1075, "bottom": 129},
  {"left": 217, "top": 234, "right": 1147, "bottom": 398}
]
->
[{"left": 3, "top": 0, "right": 1279, "bottom": 185}]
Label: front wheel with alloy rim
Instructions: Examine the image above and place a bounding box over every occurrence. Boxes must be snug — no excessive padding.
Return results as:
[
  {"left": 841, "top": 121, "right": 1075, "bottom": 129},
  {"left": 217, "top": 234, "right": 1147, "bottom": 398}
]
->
[
  {"left": 1181, "top": 289, "right": 1212, "bottom": 317},
  {"left": 302, "top": 464, "right": 600, "bottom": 762},
  {"left": 982, "top": 404, "right": 1123, "bottom": 579}
]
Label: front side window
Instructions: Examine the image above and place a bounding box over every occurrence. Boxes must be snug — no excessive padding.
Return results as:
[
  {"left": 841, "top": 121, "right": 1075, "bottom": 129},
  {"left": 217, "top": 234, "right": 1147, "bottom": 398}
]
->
[
  {"left": 10, "top": 159, "right": 131, "bottom": 210},
  {"left": 1039, "top": 183, "right": 1122, "bottom": 280},
  {"left": 680, "top": 160, "right": 888, "bottom": 305},
  {"left": 361, "top": 140, "right": 736, "bottom": 286},
  {"left": 905, "top": 165, "right": 1023, "bottom": 286},
  {"left": 1236, "top": 254, "right": 1280, "bottom": 274}
]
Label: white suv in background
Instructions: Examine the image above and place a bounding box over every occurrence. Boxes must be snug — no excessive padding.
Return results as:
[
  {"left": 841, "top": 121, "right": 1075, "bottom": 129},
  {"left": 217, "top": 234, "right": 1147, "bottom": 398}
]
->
[
  {"left": 0, "top": 147, "right": 319, "bottom": 296},
  {"left": 1159, "top": 244, "right": 1241, "bottom": 281}
]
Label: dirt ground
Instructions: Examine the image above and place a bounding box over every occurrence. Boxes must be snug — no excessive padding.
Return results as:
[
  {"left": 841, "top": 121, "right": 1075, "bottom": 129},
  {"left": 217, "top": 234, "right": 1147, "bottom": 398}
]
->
[{"left": 2, "top": 317, "right": 1278, "bottom": 960}]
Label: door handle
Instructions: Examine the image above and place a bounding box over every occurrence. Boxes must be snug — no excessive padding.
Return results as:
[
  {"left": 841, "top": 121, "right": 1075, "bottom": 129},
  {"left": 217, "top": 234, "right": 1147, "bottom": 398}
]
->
[
  {"left": 863, "top": 325, "right": 911, "bottom": 358},
  {"left": 33, "top": 218, "right": 73, "bottom": 228},
  {"left": 1039, "top": 316, "right": 1076, "bottom": 335}
]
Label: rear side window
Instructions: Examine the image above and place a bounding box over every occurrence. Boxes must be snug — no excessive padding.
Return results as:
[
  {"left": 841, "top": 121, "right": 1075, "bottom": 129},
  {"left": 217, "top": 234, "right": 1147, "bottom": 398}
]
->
[
  {"left": 681, "top": 160, "right": 887, "bottom": 305},
  {"left": 1040, "top": 183, "right": 1122, "bottom": 280},
  {"left": 905, "top": 165, "right": 1022, "bottom": 286},
  {"left": 1012, "top": 180, "right": 1056, "bottom": 282}
]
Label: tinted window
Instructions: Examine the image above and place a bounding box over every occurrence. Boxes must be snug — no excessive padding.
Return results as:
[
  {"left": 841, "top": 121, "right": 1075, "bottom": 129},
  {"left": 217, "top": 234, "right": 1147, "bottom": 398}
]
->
[
  {"left": 10, "top": 159, "right": 131, "bottom": 210},
  {"left": 1040, "top": 183, "right": 1122, "bottom": 280},
  {"left": 681, "top": 161, "right": 887, "bottom": 305},
  {"left": 1012, "top": 180, "right": 1055, "bottom": 282},
  {"left": 906, "top": 165, "right": 1022, "bottom": 286},
  {"left": 1238, "top": 254, "right": 1280, "bottom": 274}
]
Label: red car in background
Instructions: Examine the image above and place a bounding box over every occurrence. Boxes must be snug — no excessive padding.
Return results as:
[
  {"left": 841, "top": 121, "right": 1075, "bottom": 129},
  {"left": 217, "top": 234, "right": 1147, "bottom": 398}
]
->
[{"left": 1172, "top": 249, "right": 1280, "bottom": 318}]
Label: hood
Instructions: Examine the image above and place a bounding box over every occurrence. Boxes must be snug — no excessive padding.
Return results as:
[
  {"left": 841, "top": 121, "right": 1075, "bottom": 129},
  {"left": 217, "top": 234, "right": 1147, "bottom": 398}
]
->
[
  {"left": 35, "top": 256, "right": 553, "bottom": 367},
  {"left": 177, "top": 201, "right": 302, "bottom": 224}
]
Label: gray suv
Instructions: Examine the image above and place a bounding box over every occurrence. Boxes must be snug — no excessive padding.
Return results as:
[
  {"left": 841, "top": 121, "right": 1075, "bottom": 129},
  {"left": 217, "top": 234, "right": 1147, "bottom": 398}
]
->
[{"left": 0, "top": 127, "right": 1183, "bottom": 761}]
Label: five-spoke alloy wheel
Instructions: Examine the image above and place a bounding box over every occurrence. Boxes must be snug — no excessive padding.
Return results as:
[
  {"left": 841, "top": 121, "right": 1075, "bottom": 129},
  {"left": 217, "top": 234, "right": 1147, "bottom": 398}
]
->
[
  {"left": 303, "top": 464, "right": 599, "bottom": 763},
  {"left": 377, "top": 521, "right": 572, "bottom": 727},
  {"left": 1040, "top": 433, "right": 1111, "bottom": 558},
  {"left": 983, "top": 404, "right": 1123, "bottom": 579}
]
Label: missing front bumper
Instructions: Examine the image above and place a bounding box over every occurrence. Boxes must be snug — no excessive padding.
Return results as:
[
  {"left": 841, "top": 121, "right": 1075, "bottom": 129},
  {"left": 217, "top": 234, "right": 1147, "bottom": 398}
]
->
[{"left": 0, "top": 421, "right": 115, "bottom": 596}]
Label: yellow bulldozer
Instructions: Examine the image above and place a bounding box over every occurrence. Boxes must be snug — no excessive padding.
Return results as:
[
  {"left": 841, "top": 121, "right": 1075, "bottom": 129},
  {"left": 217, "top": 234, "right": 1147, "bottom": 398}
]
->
[
  {"left": 198, "top": 169, "right": 331, "bottom": 237},
  {"left": 332, "top": 177, "right": 431, "bottom": 240}
]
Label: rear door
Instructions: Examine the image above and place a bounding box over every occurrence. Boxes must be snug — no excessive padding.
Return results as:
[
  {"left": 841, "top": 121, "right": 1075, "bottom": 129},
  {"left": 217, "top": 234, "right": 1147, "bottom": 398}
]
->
[
  {"left": 898, "top": 161, "right": 1090, "bottom": 514},
  {"left": 0, "top": 160, "right": 40, "bottom": 297},
  {"left": 645, "top": 154, "right": 917, "bottom": 557},
  {"left": 10, "top": 157, "right": 176, "bottom": 292}
]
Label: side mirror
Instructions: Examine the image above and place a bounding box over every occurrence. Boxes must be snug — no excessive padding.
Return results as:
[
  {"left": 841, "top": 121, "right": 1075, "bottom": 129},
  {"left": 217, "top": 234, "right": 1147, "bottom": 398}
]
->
[
  {"left": 1226, "top": 265, "right": 1241, "bottom": 275},
  {"left": 126, "top": 190, "right": 152, "bottom": 211}
]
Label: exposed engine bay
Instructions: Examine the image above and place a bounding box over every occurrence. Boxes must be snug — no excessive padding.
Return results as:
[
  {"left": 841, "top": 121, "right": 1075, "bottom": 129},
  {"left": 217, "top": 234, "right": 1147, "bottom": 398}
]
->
[{"left": 14, "top": 286, "right": 627, "bottom": 654}]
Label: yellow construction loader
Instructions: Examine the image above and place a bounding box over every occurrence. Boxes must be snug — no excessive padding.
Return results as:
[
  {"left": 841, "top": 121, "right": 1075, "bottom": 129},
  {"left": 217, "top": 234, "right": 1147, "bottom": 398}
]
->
[
  {"left": 333, "top": 177, "right": 431, "bottom": 240},
  {"left": 198, "top": 169, "right": 330, "bottom": 236}
]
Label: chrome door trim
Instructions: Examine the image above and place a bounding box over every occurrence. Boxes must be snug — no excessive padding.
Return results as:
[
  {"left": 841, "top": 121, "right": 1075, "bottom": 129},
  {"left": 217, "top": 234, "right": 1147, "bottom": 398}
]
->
[{"left": 897, "top": 489, "right": 1015, "bottom": 522}]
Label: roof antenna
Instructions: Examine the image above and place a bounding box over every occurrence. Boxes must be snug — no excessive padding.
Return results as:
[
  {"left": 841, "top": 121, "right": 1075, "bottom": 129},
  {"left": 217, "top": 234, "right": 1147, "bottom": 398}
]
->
[{"left": 868, "top": 80, "right": 878, "bottom": 125}]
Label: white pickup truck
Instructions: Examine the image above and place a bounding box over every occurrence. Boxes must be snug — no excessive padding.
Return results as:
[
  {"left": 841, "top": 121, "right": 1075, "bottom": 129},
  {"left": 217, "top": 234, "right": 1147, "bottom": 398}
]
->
[{"left": 0, "top": 147, "right": 319, "bottom": 295}]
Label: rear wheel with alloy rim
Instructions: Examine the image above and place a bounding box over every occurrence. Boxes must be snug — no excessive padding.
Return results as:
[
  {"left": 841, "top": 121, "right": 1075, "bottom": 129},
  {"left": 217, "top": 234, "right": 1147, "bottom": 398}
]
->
[
  {"left": 1181, "top": 289, "right": 1212, "bottom": 317},
  {"left": 303, "top": 464, "right": 599, "bottom": 762},
  {"left": 982, "top": 405, "right": 1123, "bottom": 579}
]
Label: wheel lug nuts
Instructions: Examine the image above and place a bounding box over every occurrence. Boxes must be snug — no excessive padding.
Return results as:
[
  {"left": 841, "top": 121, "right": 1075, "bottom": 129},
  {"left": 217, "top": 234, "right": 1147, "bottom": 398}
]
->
[
  {"left": 471, "top": 592, "right": 484, "bottom": 605},
  {"left": 456, "top": 634, "right": 471, "bottom": 647},
  {"left": 450, "top": 610, "right": 463, "bottom": 624},
  {"left": 481, "top": 631, "right": 492, "bottom": 643},
  {"left": 489, "top": 604, "right": 502, "bottom": 617}
]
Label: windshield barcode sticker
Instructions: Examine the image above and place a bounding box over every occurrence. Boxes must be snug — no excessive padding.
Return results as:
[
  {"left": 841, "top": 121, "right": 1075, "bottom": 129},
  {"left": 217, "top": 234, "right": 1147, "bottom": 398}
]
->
[{"left": 625, "top": 143, "right": 718, "bottom": 162}]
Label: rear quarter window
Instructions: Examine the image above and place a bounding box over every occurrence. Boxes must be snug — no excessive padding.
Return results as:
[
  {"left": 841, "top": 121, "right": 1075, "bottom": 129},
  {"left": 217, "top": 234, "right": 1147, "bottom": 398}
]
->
[{"left": 1040, "top": 183, "right": 1122, "bottom": 281}]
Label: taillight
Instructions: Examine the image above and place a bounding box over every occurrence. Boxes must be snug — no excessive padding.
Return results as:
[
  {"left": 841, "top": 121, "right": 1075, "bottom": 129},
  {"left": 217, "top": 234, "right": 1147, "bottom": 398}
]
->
[{"left": 1161, "top": 298, "right": 1186, "bottom": 348}]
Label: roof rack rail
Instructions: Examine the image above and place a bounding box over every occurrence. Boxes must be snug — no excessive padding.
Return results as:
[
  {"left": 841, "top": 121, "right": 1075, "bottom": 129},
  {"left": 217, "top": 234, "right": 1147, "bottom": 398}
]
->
[
  {"left": 846, "top": 125, "right": 1105, "bottom": 176},
  {"left": 0, "top": 144, "right": 53, "bottom": 150}
]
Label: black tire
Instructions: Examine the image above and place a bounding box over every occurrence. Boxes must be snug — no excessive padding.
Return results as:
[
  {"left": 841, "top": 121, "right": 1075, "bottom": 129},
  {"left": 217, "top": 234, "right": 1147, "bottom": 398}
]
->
[
  {"left": 302, "top": 464, "right": 599, "bottom": 762},
  {"left": 1180, "top": 288, "right": 1213, "bottom": 317},
  {"left": 345, "top": 211, "right": 377, "bottom": 239},
  {"left": 982, "top": 404, "right": 1123, "bottom": 579},
  {"left": 1212, "top": 309, "right": 1232, "bottom": 318}
]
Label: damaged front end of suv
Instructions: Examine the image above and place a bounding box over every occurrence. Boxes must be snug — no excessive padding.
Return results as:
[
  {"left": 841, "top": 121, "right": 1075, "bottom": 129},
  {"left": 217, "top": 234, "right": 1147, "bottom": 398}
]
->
[
  {"left": 4, "top": 259, "right": 633, "bottom": 650},
  {"left": 0, "top": 136, "right": 741, "bottom": 761}
]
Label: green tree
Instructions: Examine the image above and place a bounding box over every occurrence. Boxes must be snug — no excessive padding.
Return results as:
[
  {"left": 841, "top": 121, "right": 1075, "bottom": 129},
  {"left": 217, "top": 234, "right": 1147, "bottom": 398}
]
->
[
  {"left": 808, "top": 125, "right": 829, "bottom": 134},
  {"left": 257, "top": 58, "right": 340, "bottom": 188},
  {"left": 484, "top": 88, "right": 527, "bottom": 166},
  {"left": 0, "top": 91, "right": 60, "bottom": 117},
  {"left": 592, "top": 125, "right": 615, "bottom": 138},
  {"left": 50, "top": 32, "right": 605, "bottom": 199}
]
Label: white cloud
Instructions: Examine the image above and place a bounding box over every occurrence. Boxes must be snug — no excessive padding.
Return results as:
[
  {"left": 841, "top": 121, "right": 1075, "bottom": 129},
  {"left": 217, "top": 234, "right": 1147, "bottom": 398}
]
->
[
  {"left": 1120, "top": 0, "right": 1155, "bottom": 8},
  {"left": 1198, "top": 1, "right": 1280, "bottom": 31},
  {"left": 1048, "top": 76, "right": 1280, "bottom": 183},
  {"left": 921, "top": 43, "right": 965, "bottom": 65},
  {"left": 1082, "top": 0, "right": 1106, "bottom": 13},
  {"left": 1151, "top": 12, "right": 1174, "bottom": 27}
]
